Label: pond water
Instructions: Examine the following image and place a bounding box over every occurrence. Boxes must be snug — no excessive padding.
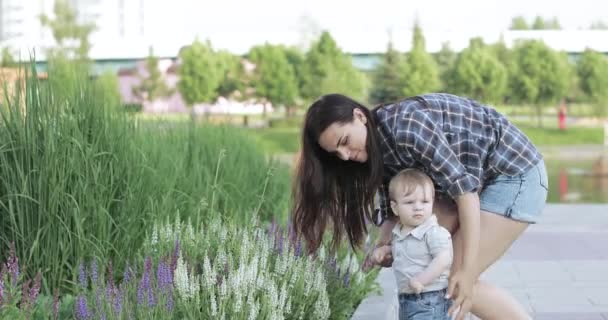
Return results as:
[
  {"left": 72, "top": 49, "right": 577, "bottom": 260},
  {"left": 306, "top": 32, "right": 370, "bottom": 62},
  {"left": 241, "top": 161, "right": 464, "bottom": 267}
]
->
[{"left": 545, "top": 157, "right": 608, "bottom": 203}]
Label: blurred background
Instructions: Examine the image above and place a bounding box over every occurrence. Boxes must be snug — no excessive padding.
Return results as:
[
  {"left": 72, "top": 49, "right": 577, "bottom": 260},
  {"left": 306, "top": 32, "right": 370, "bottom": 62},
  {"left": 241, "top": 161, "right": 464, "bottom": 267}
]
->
[{"left": 0, "top": 1, "right": 607, "bottom": 318}]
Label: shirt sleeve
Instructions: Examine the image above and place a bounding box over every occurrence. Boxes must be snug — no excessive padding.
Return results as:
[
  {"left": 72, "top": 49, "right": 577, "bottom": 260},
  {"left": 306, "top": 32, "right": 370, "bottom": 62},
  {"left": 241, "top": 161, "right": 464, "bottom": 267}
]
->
[
  {"left": 395, "top": 109, "right": 480, "bottom": 198},
  {"left": 425, "top": 226, "right": 453, "bottom": 258}
]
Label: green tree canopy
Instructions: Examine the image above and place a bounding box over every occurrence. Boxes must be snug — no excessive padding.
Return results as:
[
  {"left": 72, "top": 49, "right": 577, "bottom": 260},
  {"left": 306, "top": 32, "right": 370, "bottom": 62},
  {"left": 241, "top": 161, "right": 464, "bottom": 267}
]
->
[
  {"left": 177, "top": 40, "right": 222, "bottom": 106},
  {"left": 132, "top": 47, "right": 173, "bottom": 102},
  {"left": 1, "top": 47, "right": 17, "bottom": 67},
  {"left": 510, "top": 40, "right": 571, "bottom": 126},
  {"left": 370, "top": 41, "right": 408, "bottom": 104},
  {"left": 577, "top": 49, "right": 608, "bottom": 116},
  {"left": 401, "top": 23, "right": 440, "bottom": 97},
  {"left": 300, "top": 31, "right": 367, "bottom": 101},
  {"left": 248, "top": 44, "right": 299, "bottom": 108},
  {"left": 40, "top": 0, "right": 95, "bottom": 60},
  {"left": 448, "top": 43, "right": 508, "bottom": 104},
  {"left": 215, "top": 51, "right": 248, "bottom": 100},
  {"left": 510, "top": 16, "right": 529, "bottom": 30}
]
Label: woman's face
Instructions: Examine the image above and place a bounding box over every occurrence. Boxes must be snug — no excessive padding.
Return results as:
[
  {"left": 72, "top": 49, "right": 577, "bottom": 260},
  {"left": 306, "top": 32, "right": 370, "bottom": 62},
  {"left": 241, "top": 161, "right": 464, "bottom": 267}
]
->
[{"left": 318, "top": 108, "right": 368, "bottom": 163}]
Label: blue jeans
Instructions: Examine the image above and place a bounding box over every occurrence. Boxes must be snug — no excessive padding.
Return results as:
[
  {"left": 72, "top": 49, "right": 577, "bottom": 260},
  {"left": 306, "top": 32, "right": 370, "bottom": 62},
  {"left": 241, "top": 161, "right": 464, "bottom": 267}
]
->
[{"left": 398, "top": 289, "right": 451, "bottom": 320}]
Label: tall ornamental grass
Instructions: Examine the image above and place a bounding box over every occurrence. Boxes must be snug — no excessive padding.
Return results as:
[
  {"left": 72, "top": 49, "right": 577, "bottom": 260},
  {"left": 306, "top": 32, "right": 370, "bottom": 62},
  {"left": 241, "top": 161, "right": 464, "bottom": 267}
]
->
[{"left": 0, "top": 62, "right": 290, "bottom": 294}]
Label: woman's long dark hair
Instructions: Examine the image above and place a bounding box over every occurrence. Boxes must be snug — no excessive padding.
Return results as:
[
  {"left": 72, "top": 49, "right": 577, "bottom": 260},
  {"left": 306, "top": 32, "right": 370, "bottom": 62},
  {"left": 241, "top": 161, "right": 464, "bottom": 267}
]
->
[{"left": 292, "top": 94, "right": 384, "bottom": 253}]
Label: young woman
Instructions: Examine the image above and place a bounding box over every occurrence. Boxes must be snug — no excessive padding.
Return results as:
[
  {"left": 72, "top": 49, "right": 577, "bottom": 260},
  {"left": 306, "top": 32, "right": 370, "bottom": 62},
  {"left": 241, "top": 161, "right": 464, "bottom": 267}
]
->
[{"left": 292, "top": 93, "right": 547, "bottom": 320}]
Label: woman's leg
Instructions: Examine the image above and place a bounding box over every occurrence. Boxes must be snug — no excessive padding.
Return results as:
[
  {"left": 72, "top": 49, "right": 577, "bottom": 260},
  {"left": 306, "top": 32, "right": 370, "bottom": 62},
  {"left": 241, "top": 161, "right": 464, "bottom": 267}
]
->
[{"left": 434, "top": 200, "right": 531, "bottom": 320}]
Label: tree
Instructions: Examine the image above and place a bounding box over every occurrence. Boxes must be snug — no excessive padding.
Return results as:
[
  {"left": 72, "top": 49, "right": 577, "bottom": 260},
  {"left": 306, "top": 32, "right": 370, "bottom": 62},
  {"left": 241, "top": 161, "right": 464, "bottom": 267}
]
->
[
  {"left": 215, "top": 51, "right": 248, "bottom": 100},
  {"left": 40, "top": 0, "right": 95, "bottom": 60},
  {"left": 510, "top": 16, "right": 529, "bottom": 30},
  {"left": 532, "top": 16, "right": 546, "bottom": 30},
  {"left": 577, "top": 49, "right": 608, "bottom": 116},
  {"left": 434, "top": 42, "right": 457, "bottom": 92},
  {"left": 132, "top": 47, "right": 173, "bottom": 102},
  {"left": 590, "top": 20, "right": 608, "bottom": 30},
  {"left": 248, "top": 44, "right": 299, "bottom": 115},
  {"left": 177, "top": 40, "right": 222, "bottom": 108},
  {"left": 448, "top": 42, "right": 508, "bottom": 104},
  {"left": 401, "top": 22, "right": 440, "bottom": 97},
  {"left": 369, "top": 41, "right": 408, "bottom": 104},
  {"left": 510, "top": 40, "right": 571, "bottom": 126},
  {"left": 300, "top": 31, "right": 367, "bottom": 101},
  {"left": 1, "top": 47, "right": 17, "bottom": 67}
]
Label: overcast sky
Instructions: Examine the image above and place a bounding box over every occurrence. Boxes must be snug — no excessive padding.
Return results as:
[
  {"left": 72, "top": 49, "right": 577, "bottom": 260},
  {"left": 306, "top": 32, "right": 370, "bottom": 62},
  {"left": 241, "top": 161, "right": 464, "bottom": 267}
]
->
[{"left": 159, "top": 0, "right": 606, "bottom": 35}]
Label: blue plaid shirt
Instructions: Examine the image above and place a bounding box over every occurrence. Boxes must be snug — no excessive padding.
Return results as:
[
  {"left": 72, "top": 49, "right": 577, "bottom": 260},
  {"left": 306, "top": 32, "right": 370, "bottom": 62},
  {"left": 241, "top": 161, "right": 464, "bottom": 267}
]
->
[{"left": 374, "top": 93, "right": 542, "bottom": 220}]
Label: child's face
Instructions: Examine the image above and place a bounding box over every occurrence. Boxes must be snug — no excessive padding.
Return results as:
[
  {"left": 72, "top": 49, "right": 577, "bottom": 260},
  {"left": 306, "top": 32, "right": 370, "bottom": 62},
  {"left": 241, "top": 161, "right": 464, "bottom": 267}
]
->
[{"left": 390, "top": 184, "right": 434, "bottom": 228}]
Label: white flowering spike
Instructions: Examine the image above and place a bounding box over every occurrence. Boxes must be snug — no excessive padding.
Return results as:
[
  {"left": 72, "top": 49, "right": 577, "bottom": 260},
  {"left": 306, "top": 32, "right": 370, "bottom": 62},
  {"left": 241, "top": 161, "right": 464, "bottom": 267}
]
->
[
  {"left": 150, "top": 224, "right": 159, "bottom": 246},
  {"left": 174, "top": 253, "right": 191, "bottom": 299}
]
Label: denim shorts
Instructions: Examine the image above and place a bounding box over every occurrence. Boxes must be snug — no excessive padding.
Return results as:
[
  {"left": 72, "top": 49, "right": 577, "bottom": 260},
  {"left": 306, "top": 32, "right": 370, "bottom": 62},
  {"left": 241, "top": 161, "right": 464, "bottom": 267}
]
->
[
  {"left": 479, "top": 160, "right": 549, "bottom": 223},
  {"left": 398, "top": 288, "right": 451, "bottom": 320}
]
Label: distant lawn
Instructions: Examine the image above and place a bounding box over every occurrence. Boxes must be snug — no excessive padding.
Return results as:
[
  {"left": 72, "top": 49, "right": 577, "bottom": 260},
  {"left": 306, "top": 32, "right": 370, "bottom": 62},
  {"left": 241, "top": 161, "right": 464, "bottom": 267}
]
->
[{"left": 248, "top": 124, "right": 604, "bottom": 155}]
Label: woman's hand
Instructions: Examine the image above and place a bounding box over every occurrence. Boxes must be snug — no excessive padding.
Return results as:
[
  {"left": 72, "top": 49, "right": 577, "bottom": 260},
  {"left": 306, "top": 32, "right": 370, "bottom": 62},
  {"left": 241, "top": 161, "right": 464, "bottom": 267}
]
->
[
  {"left": 362, "top": 244, "right": 393, "bottom": 272},
  {"left": 447, "top": 269, "right": 475, "bottom": 320}
]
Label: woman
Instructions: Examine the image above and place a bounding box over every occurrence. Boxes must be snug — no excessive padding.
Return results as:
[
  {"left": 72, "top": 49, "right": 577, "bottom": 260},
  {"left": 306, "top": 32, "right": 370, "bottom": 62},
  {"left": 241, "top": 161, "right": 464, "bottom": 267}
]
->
[{"left": 292, "top": 93, "right": 547, "bottom": 320}]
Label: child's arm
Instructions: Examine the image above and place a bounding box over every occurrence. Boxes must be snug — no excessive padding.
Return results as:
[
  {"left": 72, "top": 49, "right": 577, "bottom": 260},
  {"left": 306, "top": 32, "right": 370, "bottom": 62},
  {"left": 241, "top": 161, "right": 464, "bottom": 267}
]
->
[{"left": 410, "top": 249, "right": 451, "bottom": 286}]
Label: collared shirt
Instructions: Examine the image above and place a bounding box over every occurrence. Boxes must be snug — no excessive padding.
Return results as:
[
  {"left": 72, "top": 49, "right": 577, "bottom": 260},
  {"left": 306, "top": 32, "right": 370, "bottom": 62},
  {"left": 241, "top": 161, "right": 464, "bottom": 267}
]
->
[
  {"left": 375, "top": 93, "right": 542, "bottom": 220},
  {"left": 391, "top": 215, "right": 452, "bottom": 294}
]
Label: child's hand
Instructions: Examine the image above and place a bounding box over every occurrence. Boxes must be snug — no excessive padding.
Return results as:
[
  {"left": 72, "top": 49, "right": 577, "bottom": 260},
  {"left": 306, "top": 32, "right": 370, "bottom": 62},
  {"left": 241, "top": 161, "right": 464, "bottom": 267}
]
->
[
  {"left": 372, "top": 245, "right": 392, "bottom": 265},
  {"left": 362, "top": 245, "right": 393, "bottom": 272},
  {"left": 409, "top": 277, "right": 424, "bottom": 294}
]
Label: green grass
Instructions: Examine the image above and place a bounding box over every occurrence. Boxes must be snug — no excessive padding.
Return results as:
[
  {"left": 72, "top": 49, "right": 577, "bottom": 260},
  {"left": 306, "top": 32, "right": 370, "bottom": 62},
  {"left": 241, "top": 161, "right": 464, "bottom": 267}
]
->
[{"left": 0, "top": 62, "right": 291, "bottom": 294}]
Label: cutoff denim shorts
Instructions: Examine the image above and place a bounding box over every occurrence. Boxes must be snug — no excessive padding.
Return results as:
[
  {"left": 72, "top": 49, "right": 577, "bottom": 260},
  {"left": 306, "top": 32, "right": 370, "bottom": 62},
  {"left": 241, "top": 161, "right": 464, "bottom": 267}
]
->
[
  {"left": 398, "top": 288, "right": 451, "bottom": 320},
  {"left": 479, "top": 159, "right": 549, "bottom": 223}
]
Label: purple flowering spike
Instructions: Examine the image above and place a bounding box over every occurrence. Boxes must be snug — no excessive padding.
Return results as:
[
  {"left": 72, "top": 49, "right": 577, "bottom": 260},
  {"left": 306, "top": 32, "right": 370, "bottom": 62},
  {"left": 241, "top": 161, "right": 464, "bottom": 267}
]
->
[
  {"left": 276, "top": 231, "right": 284, "bottom": 254},
  {"left": 75, "top": 295, "right": 90, "bottom": 320},
  {"left": 90, "top": 259, "right": 99, "bottom": 285},
  {"left": 7, "top": 243, "right": 19, "bottom": 287},
  {"left": 166, "top": 289, "right": 174, "bottom": 312},
  {"left": 156, "top": 259, "right": 172, "bottom": 292},
  {"left": 294, "top": 240, "right": 302, "bottom": 257},
  {"left": 170, "top": 240, "right": 180, "bottom": 275},
  {"left": 29, "top": 272, "right": 42, "bottom": 303},
  {"left": 113, "top": 285, "right": 124, "bottom": 316},
  {"left": 123, "top": 264, "right": 132, "bottom": 284},
  {"left": 343, "top": 270, "right": 351, "bottom": 287},
  {"left": 52, "top": 289, "right": 60, "bottom": 320},
  {"left": 20, "top": 279, "right": 32, "bottom": 311},
  {"left": 0, "top": 268, "right": 4, "bottom": 305},
  {"left": 78, "top": 262, "right": 87, "bottom": 289}
]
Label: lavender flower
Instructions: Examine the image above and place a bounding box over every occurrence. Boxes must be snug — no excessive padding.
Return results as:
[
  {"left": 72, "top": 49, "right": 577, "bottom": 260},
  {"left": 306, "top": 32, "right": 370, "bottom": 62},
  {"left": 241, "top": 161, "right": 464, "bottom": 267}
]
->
[
  {"left": 156, "top": 259, "right": 172, "bottom": 291},
  {"left": 52, "top": 289, "right": 60, "bottom": 320},
  {"left": 137, "top": 257, "right": 155, "bottom": 307},
  {"left": 75, "top": 295, "right": 90, "bottom": 320},
  {"left": 170, "top": 239, "right": 180, "bottom": 276},
  {"left": 0, "top": 269, "right": 4, "bottom": 304},
  {"left": 123, "top": 264, "right": 132, "bottom": 284},
  {"left": 294, "top": 240, "right": 302, "bottom": 258},
  {"left": 6, "top": 243, "right": 19, "bottom": 287},
  {"left": 29, "top": 272, "right": 41, "bottom": 303},
  {"left": 343, "top": 272, "right": 351, "bottom": 287},
  {"left": 112, "top": 285, "right": 124, "bottom": 316},
  {"left": 90, "top": 259, "right": 99, "bottom": 285},
  {"left": 78, "top": 262, "right": 87, "bottom": 289}
]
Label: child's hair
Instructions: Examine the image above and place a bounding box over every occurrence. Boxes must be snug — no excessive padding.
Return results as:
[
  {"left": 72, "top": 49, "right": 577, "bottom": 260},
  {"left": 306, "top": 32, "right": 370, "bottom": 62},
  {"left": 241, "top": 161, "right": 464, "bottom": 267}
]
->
[{"left": 388, "top": 169, "right": 435, "bottom": 201}]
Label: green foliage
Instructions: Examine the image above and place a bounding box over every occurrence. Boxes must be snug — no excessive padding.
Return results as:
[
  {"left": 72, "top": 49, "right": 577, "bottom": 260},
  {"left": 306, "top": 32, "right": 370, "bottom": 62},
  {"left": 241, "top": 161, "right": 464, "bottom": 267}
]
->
[
  {"left": 301, "top": 31, "right": 367, "bottom": 101},
  {"left": 177, "top": 40, "right": 222, "bottom": 106},
  {"left": 215, "top": 50, "right": 248, "bottom": 100},
  {"left": 532, "top": 16, "right": 561, "bottom": 30},
  {"left": 434, "top": 42, "right": 457, "bottom": 91},
  {"left": 94, "top": 71, "right": 122, "bottom": 109},
  {"left": 448, "top": 43, "right": 508, "bottom": 104},
  {"left": 40, "top": 0, "right": 95, "bottom": 60},
  {"left": 576, "top": 49, "right": 608, "bottom": 116},
  {"left": 509, "top": 16, "right": 529, "bottom": 30},
  {"left": 590, "top": 20, "right": 608, "bottom": 30},
  {"left": 0, "top": 62, "right": 291, "bottom": 294},
  {"left": 370, "top": 41, "right": 408, "bottom": 104},
  {"left": 1, "top": 48, "right": 17, "bottom": 67},
  {"left": 248, "top": 44, "right": 299, "bottom": 107},
  {"left": 132, "top": 47, "right": 173, "bottom": 102},
  {"left": 401, "top": 23, "right": 440, "bottom": 97},
  {"left": 509, "top": 40, "right": 571, "bottom": 126}
]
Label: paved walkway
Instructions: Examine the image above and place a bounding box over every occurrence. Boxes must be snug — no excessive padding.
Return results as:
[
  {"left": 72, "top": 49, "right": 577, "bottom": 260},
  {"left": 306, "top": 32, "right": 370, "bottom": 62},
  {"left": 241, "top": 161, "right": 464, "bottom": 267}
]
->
[{"left": 351, "top": 204, "right": 608, "bottom": 320}]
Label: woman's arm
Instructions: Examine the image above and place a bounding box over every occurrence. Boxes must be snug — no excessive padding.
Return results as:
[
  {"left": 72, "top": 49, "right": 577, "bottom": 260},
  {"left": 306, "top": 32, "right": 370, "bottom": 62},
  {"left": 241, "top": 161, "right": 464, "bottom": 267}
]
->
[{"left": 447, "top": 192, "right": 480, "bottom": 320}]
